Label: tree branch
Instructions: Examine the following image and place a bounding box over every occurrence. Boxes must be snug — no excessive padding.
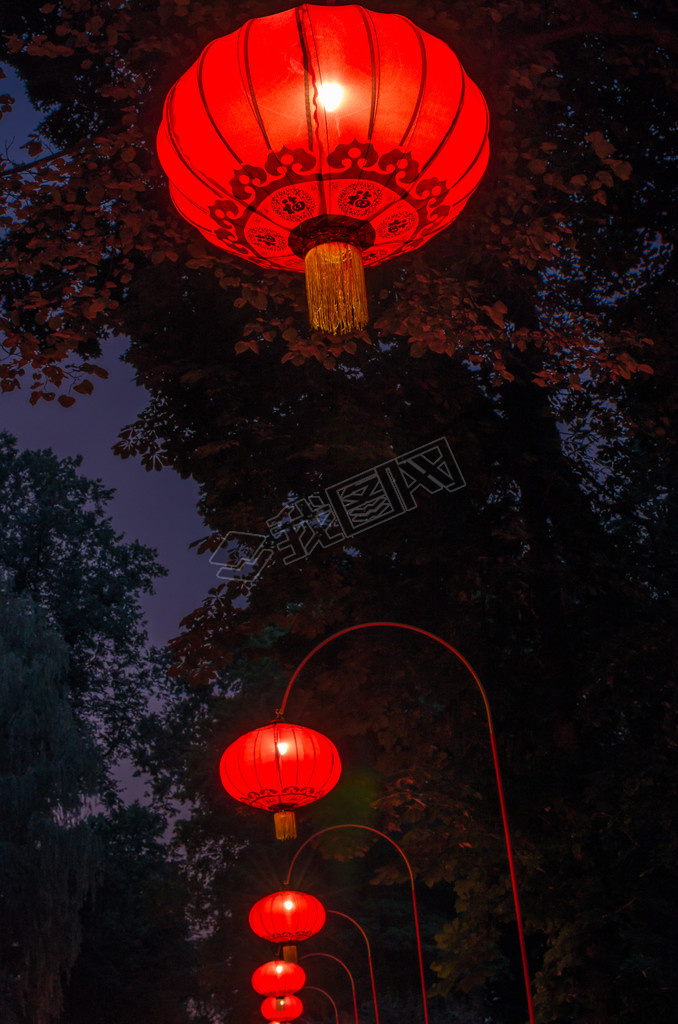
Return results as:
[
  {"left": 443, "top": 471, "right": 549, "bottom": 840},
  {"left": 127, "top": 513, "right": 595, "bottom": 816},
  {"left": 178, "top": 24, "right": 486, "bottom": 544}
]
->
[
  {"left": 0, "top": 148, "right": 72, "bottom": 178},
  {"left": 521, "top": 15, "right": 678, "bottom": 55}
]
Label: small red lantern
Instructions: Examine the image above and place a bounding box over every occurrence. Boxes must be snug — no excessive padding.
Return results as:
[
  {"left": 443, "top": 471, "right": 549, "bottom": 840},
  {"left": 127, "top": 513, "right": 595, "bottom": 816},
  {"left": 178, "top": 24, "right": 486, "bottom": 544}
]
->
[
  {"left": 250, "top": 889, "right": 325, "bottom": 961},
  {"left": 252, "top": 960, "right": 306, "bottom": 997},
  {"left": 262, "top": 995, "right": 303, "bottom": 1022},
  {"left": 157, "top": 4, "right": 489, "bottom": 335},
  {"left": 219, "top": 721, "right": 341, "bottom": 839}
]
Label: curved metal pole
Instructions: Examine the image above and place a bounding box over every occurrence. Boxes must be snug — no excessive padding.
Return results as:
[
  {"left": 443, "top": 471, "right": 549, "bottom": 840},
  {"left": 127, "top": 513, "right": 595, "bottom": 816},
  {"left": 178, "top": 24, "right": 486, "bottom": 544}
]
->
[
  {"left": 301, "top": 953, "right": 359, "bottom": 1024},
  {"left": 285, "top": 824, "right": 428, "bottom": 1024},
  {"left": 304, "top": 986, "right": 339, "bottom": 1024},
  {"left": 276, "top": 621, "right": 535, "bottom": 1024},
  {"left": 328, "top": 910, "right": 380, "bottom": 1024}
]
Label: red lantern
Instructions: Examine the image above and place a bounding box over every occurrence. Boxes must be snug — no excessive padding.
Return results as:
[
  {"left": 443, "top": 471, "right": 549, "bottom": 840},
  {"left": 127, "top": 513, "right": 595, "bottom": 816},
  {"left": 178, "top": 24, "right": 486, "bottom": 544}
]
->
[
  {"left": 219, "top": 721, "right": 341, "bottom": 839},
  {"left": 157, "top": 4, "right": 489, "bottom": 334},
  {"left": 252, "top": 960, "right": 306, "bottom": 997},
  {"left": 250, "top": 889, "right": 325, "bottom": 961},
  {"left": 261, "top": 995, "right": 303, "bottom": 1022}
]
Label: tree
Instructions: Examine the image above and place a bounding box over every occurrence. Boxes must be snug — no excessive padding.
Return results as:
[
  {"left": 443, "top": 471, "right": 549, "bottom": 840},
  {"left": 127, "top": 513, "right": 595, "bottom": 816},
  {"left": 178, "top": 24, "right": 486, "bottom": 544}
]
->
[
  {"left": 60, "top": 804, "right": 196, "bottom": 1024},
  {"left": 0, "top": 589, "right": 100, "bottom": 1024},
  {"left": 0, "top": 435, "right": 187, "bottom": 1022},
  {"left": 0, "top": 431, "right": 166, "bottom": 763}
]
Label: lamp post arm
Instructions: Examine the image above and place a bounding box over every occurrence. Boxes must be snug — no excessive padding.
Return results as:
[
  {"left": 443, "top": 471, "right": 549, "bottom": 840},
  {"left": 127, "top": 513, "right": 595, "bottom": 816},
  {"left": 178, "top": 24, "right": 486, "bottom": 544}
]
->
[
  {"left": 301, "top": 953, "right": 359, "bottom": 1024},
  {"left": 277, "top": 621, "right": 535, "bottom": 1024},
  {"left": 328, "top": 910, "right": 380, "bottom": 1024},
  {"left": 277, "top": 622, "right": 495, "bottom": 724}
]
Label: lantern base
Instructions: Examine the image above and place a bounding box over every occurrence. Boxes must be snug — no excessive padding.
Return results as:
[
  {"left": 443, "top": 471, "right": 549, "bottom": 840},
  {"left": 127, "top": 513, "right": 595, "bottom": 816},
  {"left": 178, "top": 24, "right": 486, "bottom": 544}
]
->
[
  {"left": 304, "top": 241, "right": 368, "bottom": 335},
  {"left": 274, "top": 810, "right": 297, "bottom": 841},
  {"left": 282, "top": 945, "right": 298, "bottom": 964}
]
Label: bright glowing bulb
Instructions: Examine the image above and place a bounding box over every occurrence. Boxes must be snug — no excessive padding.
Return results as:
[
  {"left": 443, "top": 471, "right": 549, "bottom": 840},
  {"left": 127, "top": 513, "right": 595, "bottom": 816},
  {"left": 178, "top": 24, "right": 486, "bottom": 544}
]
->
[
  {"left": 283, "top": 900, "right": 294, "bottom": 911},
  {"left": 276, "top": 741, "right": 288, "bottom": 755},
  {"left": 317, "top": 82, "right": 343, "bottom": 111},
  {"left": 275, "top": 964, "right": 284, "bottom": 974}
]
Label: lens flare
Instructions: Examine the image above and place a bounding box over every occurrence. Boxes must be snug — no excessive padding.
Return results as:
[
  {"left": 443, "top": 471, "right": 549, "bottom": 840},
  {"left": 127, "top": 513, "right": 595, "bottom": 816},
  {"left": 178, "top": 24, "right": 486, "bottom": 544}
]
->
[{"left": 317, "top": 82, "right": 343, "bottom": 111}]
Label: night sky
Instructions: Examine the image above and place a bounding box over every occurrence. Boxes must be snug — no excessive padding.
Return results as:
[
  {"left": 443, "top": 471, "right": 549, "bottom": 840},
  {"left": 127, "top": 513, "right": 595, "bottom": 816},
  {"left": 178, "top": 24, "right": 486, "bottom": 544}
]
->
[{"left": 1, "top": 66, "right": 208, "bottom": 649}]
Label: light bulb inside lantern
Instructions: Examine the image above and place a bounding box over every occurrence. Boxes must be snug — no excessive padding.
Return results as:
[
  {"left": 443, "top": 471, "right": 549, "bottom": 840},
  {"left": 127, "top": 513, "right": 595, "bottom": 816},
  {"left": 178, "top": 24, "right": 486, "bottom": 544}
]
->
[
  {"left": 317, "top": 82, "right": 343, "bottom": 111},
  {"left": 275, "top": 964, "right": 283, "bottom": 974},
  {"left": 283, "top": 899, "right": 294, "bottom": 911},
  {"left": 276, "top": 742, "right": 288, "bottom": 755}
]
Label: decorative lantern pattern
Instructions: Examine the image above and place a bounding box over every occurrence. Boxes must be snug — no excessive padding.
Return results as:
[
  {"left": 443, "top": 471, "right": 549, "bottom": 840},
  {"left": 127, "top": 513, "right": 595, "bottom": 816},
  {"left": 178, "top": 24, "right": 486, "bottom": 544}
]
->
[
  {"left": 157, "top": 3, "right": 489, "bottom": 333},
  {"left": 219, "top": 721, "right": 341, "bottom": 839},
  {"left": 249, "top": 889, "right": 326, "bottom": 946},
  {"left": 252, "top": 960, "right": 306, "bottom": 997},
  {"left": 261, "top": 995, "right": 303, "bottom": 1022}
]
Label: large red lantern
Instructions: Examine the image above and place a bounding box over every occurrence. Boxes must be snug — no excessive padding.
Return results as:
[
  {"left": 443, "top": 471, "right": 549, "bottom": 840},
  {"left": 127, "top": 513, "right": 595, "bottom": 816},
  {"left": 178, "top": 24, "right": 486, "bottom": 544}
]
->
[
  {"left": 250, "top": 889, "right": 325, "bottom": 961},
  {"left": 252, "top": 960, "right": 306, "bottom": 997},
  {"left": 261, "top": 995, "right": 303, "bottom": 1022},
  {"left": 219, "top": 721, "right": 341, "bottom": 839},
  {"left": 157, "top": 4, "right": 489, "bottom": 334}
]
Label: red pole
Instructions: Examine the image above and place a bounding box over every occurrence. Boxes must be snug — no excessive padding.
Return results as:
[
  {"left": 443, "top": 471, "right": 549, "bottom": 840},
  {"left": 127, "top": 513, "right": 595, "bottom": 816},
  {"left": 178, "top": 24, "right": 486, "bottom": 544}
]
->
[
  {"left": 287, "top": 825, "right": 429, "bottom": 1024},
  {"left": 301, "top": 953, "right": 359, "bottom": 1024},
  {"left": 328, "top": 910, "right": 380, "bottom": 1024},
  {"left": 277, "top": 621, "right": 536, "bottom": 1024},
  {"left": 304, "top": 986, "right": 340, "bottom": 1024}
]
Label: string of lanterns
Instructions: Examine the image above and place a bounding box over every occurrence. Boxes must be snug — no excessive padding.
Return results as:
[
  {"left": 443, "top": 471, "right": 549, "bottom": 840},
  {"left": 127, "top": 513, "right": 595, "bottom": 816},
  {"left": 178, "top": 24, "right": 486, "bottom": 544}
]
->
[
  {"left": 215, "top": 619, "right": 538, "bottom": 1024},
  {"left": 220, "top": 717, "right": 338, "bottom": 1021}
]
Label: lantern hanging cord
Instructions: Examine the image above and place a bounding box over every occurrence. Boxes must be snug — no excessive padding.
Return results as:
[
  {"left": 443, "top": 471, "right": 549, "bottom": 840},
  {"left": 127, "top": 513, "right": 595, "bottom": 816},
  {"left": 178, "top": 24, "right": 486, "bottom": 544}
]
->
[{"left": 276, "top": 621, "right": 536, "bottom": 1024}]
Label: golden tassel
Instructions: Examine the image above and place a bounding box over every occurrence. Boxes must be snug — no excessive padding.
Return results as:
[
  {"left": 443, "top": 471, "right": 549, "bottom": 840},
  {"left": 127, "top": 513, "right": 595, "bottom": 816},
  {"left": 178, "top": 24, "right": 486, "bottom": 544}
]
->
[
  {"left": 273, "top": 809, "right": 297, "bottom": 840},
  {"left": 282, "top": 944, "right": 298, "bottom": 963},
  {"left": 304, "top": 241, "right": 368, "bottom": 335}
]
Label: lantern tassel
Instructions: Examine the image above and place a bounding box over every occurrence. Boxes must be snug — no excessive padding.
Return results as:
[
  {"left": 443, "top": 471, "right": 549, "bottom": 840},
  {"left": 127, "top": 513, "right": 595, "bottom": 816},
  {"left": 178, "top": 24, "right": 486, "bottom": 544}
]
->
[
  {"left": 274, "top": 810, "right": 297, "bottom": 841},
  {"left": 282, "top": 945, "right": 298, "bottom": 964},
  {"left": 304, "top": 241, "right": 368, "bottom": 335}
]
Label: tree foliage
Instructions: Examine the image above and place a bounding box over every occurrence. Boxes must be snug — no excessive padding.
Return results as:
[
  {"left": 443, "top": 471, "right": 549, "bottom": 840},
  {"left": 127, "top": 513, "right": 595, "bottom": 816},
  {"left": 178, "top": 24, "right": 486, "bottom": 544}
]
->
[
  {"left": 0, "top": 436, "right": 186, "bottom": 1022},
  {"left": 0, "top": 430, "right": 166, "bottom": 760},
  {"left": 0, "top": 590, "right": 100, "bottom": 1024},
  {"left": 60, "top": 804, "right": 196, "bottom": 1024}
]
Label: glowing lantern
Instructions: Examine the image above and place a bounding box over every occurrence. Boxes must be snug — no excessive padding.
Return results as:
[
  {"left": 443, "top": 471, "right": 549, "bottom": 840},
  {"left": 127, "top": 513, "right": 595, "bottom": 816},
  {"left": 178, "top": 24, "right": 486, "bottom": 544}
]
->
[
  {"left": 157, "top": 4, "right": 489, "bottom": 334},
  {"left": 252, "top": 960, "right": 306, "bottom": 997},
  {"left": 261, "top": 995, "right": 303, "bottom": 1022},
  {"left": 219, "top": 721, "right": 341, "bottom": 839},
  {"left": 250, "top": 889, "right": 325, "bottom": 961}
]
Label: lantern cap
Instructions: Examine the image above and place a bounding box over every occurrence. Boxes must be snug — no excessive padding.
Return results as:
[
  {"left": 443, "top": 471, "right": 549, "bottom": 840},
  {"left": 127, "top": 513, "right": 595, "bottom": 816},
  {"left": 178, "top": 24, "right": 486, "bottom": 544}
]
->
[{"left": 288, "top": 214, "right": 375, "bottom": 259}]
